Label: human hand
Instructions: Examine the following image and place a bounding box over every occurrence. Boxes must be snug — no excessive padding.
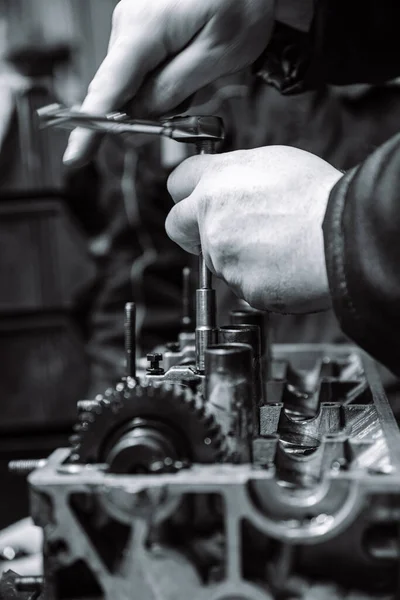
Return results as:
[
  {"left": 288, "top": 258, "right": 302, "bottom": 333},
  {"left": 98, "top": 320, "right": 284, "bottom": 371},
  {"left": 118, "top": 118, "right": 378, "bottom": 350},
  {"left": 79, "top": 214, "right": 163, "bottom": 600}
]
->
[
  {"left": 63, "top": 0, "right": 275, "bottom": 166},
  {"left": 166, "top": 146, "right": 343, "bottom": 313},
  {"left": 0, "top": 518, "right": 42, "bottom": 576}
]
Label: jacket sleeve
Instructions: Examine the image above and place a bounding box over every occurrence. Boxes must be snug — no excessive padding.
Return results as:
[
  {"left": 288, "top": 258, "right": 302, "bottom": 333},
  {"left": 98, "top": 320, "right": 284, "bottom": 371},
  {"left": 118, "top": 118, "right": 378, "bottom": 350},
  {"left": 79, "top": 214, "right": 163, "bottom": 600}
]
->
[
  {"left": 255, "top": 1, "right": 400, "bottom": 94},
  {"left": 323, "top": 133, "right": 400, "bottom": 376}
]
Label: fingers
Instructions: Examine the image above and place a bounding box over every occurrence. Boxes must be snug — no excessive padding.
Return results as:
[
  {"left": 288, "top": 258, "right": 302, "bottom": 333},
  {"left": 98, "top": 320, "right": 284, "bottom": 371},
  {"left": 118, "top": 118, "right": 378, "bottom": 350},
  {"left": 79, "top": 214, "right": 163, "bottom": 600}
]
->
[
  {"left": 137, "top": 26, "right": 228, "bottom": 115},
  {"left": 167, "top": 154, "right": 215, "bottom": 203},
  {"left": 0, "top": 518, "right": 42, "bottom": 555},
  {"left": 165, "top": 194, "right": 201, "bottom": 254},
  {"left": 63, "top": 35, "right": 165, "bottom": 166},
  {"left": 0, "top": 554, "right": 43, "bottom": 577}
]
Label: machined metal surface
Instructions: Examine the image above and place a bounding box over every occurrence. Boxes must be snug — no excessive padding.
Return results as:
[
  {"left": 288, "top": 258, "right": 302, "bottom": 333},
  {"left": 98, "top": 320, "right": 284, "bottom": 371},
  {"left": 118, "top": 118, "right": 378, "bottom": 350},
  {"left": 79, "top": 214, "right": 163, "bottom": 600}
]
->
[{"left": 27, "top": 345, "right": 400, "bottom": 600}]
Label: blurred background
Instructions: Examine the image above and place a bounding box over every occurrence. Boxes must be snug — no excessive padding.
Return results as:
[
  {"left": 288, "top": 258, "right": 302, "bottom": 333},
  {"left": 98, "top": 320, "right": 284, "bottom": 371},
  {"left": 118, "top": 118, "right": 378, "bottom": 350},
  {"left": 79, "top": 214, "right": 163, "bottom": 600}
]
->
[
  {"left": 0, "top": 0, "right": 117, "bottom": 87},
  {"left": 0, "top": 0, "right": 400, "bottom": 535},
  {"left": 0, "top": 0, "right": 118, "bottom": 527}
]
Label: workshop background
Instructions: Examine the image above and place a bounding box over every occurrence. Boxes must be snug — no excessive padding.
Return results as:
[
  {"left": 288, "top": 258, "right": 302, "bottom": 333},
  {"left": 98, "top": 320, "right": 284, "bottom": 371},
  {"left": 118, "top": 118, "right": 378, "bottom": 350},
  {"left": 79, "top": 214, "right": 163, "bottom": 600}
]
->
[
  {"left": 0, "top": 0, "right": 118, "bottom": 527},
  {"left": 1, "top": 0, "right": 400, "bottom": 531}
]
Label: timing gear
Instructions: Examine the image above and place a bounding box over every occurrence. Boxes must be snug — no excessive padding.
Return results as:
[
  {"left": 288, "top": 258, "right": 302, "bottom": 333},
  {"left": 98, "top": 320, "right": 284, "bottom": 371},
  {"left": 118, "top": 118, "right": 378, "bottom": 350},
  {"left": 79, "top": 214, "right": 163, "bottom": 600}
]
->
[{"left": 70, "top": 381, "right": 228, "bottom": 472}]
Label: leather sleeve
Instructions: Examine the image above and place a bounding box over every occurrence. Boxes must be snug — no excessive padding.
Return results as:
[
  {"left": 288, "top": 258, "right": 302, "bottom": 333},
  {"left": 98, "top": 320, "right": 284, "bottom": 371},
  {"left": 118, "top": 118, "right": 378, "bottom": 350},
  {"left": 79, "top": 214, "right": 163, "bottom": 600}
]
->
[{"left": 323, "top": 133, "right": 400, "bottom": 376}]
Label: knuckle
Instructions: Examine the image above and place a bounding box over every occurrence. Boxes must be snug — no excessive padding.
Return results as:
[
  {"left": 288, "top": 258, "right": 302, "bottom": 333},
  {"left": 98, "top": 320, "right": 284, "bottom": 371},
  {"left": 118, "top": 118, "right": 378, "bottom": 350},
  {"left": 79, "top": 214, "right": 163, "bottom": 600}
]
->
[
  {"left": 167, "top": 162, "right": 187, "bottom": 198},
  {"left": 198, "top": 182, "right": 213, "bottom": 207},
  {"left": 112, "top": 2, "right": 122, "bottom": 25},
  {"left": 165, "top": 207, "right": 178, "bottom": 240},
  {"left": 166, "top": 170, "right": 178, "bottom": 197}
]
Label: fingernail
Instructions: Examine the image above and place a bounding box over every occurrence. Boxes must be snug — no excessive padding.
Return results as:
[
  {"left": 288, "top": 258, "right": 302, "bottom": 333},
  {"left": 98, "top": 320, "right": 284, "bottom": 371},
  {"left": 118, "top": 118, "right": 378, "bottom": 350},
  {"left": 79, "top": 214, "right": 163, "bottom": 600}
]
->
[
  {"left": 63, "top": 142, "right": 76, "bottom": 165},
  {"left": 63, "top": 129, "right": 83, "bottom": 165}
]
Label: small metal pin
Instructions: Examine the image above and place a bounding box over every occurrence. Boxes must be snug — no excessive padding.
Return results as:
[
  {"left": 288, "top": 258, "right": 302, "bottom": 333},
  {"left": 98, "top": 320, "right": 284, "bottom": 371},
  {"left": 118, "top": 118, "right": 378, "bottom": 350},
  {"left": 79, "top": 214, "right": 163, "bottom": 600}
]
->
[
  {"left": 124, "top": 302, "right": 137, "bottom": 380},
  {"left": 181, "top": 267, "right": 192, "bottom": 331}
]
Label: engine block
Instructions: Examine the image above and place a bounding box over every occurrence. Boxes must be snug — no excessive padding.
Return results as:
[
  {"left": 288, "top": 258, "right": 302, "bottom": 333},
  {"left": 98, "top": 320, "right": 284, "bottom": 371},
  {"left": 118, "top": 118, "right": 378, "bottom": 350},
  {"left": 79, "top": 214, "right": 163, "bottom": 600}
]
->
[{"left": 24, "top": 338, "right": 400, "bottom": 600}]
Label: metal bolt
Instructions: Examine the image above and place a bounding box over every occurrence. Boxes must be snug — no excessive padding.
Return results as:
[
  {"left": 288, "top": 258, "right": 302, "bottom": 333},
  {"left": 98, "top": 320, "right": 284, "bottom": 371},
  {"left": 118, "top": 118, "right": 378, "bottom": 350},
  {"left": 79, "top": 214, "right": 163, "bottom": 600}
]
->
[
  {"left": 146, "top": 353, "right": 164, "bottom": 375},
  {"left": 125, "top": 302, "right": 137, "bottom": 379},
  {"left": 195, "top": 140, "right": 216, "bottom": 154},
  {"left": 181, "top": 266, "right": 192, "bottom": 331},
  {"left": 8, "top": 459, "right": 47, "bottom": 475},
  {"left": 69, "top": 434, "right": 81, "bottom": 447}
]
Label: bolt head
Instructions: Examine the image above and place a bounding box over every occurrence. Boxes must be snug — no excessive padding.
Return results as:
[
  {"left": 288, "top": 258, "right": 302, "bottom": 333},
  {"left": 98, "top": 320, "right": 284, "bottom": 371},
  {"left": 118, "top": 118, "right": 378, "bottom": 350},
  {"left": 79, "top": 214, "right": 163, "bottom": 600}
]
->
[{"left": 147, "top": 353, "right": 163, "bottom": 362}]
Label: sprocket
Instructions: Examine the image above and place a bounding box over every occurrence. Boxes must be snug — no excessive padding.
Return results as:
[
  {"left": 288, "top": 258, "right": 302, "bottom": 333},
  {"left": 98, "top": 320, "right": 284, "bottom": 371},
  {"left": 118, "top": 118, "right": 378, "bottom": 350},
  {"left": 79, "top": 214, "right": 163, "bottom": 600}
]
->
[{"left": 70, "top": 380, "right": 228, "bottom": 472}]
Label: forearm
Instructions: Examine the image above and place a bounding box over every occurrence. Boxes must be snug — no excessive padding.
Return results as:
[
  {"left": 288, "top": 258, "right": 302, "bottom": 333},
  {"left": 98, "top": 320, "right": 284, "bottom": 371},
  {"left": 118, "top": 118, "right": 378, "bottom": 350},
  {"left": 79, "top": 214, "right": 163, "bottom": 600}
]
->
[{"left": 323, "top": 133, "right": 400, "bottom": 376}]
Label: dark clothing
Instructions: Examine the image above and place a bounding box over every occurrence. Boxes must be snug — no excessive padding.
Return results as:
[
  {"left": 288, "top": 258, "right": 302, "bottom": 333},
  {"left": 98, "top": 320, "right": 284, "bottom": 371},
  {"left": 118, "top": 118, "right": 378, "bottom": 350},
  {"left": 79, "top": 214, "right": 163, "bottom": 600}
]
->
[
  {"left": 257, "top": 3, "right": 400, "bottom": 93},
  {"left": 257, "top": 1, "right": 400, "bottom": 376},
  {"left": 323, "top": 135, "right": 400, "bottom": 377}
]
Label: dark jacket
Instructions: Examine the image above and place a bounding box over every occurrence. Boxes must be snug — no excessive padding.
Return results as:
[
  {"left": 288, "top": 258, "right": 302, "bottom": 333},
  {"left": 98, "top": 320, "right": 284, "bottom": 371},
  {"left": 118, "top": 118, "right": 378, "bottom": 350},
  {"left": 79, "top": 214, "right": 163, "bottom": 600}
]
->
[{"left": 256, "top": 1, "right": 400, "bottom": 375}]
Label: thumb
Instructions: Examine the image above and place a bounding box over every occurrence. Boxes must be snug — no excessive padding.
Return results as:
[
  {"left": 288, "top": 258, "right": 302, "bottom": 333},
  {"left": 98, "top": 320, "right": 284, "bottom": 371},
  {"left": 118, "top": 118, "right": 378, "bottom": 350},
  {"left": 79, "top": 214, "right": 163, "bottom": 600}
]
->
[
  {"left": 165, "top": 194, "right": 201, "bottom": 254},
  {"left": 167, "top": 154, "right": 215, "bottom": 203}
]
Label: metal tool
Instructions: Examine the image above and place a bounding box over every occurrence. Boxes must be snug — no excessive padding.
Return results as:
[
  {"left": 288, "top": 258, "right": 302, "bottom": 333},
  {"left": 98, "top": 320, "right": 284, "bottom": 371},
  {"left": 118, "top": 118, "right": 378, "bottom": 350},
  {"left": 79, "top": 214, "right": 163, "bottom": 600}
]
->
[
  {"left": 38, "top": 104, "right": 224, "bottom": 373},
  {"left": 37, "top": 104, "right": 224, "bottom": 144},
  {"left": 195, "top": 138, "right": 218, "bottom": 372}
]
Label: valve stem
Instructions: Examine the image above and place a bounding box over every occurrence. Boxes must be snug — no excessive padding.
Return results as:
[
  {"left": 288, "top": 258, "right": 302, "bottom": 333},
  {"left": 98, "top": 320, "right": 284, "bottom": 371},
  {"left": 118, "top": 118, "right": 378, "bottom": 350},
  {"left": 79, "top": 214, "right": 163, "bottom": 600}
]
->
[
  {"left": 195, "top": 141, "right": 218, "bottom": 372},
  {"left": 124, "top": 302, "right": 137, "bottom": 380},
  {"left": 181, "top": 267, "right": 192, "bottom": 331},
  {"left": 195, "top": 253, "right": 216, "bottom": 373}
]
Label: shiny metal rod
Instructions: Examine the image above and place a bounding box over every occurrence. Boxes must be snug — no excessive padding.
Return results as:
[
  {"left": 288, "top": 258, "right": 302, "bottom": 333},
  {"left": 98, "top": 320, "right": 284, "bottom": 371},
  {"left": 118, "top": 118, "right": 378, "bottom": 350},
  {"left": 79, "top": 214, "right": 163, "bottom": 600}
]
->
[
  {"left": 195, "top": 265, "right": 216, "bottom": 372},
  {"left": 199, "top": 253, "right": 212, "bottom": 288},
  {"left": 181, "top": 267, "right": 192, "bottom": 331},
  {"left": 124, "top": 302, "right": 136, "bottom": 379},
  {"left": 195, "top": 141, "right": 217, "bottom": 372}
]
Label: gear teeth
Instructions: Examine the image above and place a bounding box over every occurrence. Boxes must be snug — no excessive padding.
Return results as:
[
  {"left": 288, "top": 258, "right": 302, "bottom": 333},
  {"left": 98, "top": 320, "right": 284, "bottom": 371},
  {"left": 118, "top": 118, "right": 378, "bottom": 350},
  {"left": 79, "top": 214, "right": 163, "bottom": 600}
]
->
[
  {"left": 69, "top": 434, "right": 81, "bottom": 446},
  {"left": 163, "top": 382, "right": 174, "bottom": 395},
  {"left": 110, "top": 401, "right": 123, "bottom": 414},
  {"left": 198, "top": 410, "right": 219, "bottom": 435},
  {"left": 195, "top": 407, "right": 206, "bottom": 423},
  {"left": 98, "top": 395, "right": 110, "bottom": 406},
  {"left": 80, "top": 412, "right": 97, "bottom": 423},
  {"left": 206, "top": 423, "right": 220, "bottom": 438},
  {"left": 76, "top": 420, "right": 90, "bottom": 432},
  {"left": 77, "top": 400, "right": 102, "bottom": 414},
  {"left": 72, "top": 380, "right": 228, "bottom": 466},
  {"left": 202, "top": 414, "right": 215, "bottom": 427},
  {"left": 184, "top": 387, "right": 194, "bottom": 402},
  {"left": 187, "top": 398, "right": 197, "bottom": 412}
]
